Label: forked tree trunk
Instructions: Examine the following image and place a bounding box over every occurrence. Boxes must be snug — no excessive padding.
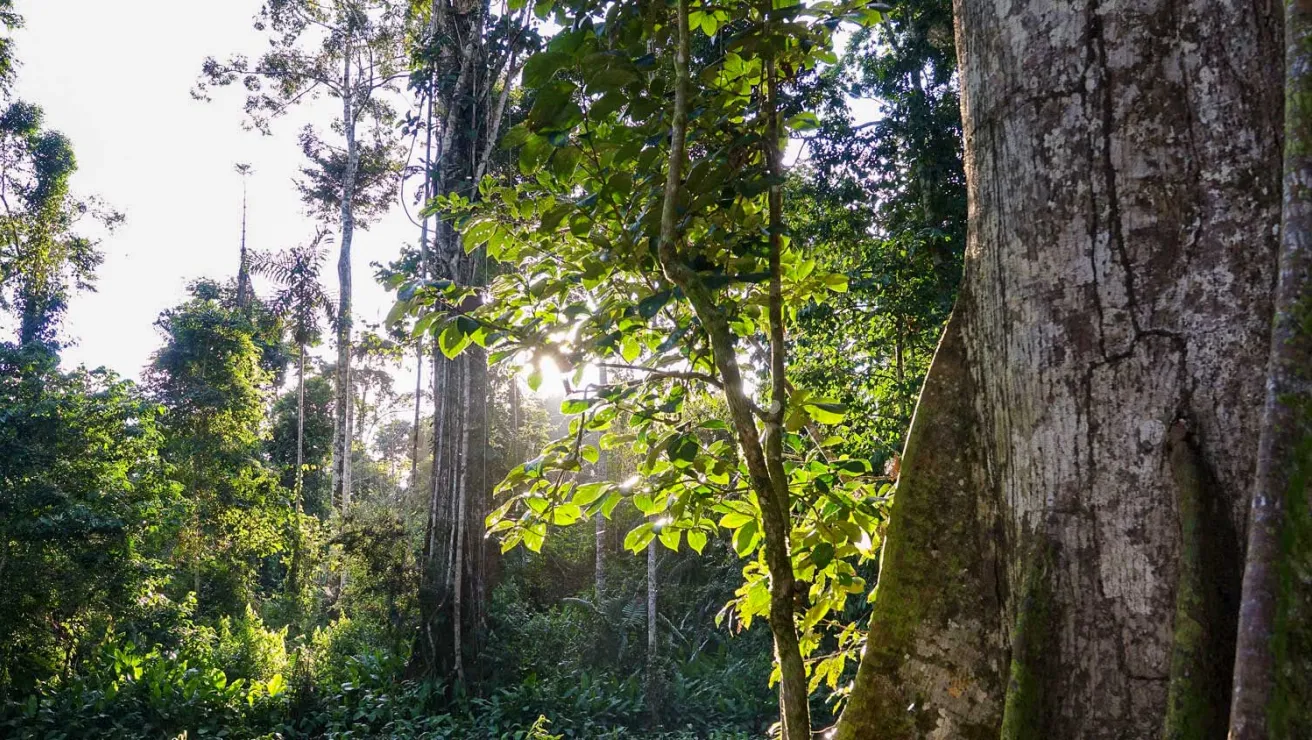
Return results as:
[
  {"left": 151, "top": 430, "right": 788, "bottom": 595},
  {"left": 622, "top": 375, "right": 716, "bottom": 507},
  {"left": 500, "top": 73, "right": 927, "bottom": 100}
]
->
[{"left": 833, "top": 0, "right": 1288, "bottom": 735}]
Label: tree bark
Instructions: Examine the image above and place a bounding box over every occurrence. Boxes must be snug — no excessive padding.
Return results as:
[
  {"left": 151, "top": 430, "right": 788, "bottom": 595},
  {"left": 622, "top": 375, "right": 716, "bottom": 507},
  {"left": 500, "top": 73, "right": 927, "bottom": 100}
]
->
[
  {"left": 833, "top": 0, "right": 1286, "bottom": 735},
  {"left": 332, "top": 43, "right": 359, "bottom": 515},
  {"left": 1229, "top": 0, "right": 1312, "bottom": 734},
  {"left": 596, "top": 366, "right": 608, "bottom": 599}
]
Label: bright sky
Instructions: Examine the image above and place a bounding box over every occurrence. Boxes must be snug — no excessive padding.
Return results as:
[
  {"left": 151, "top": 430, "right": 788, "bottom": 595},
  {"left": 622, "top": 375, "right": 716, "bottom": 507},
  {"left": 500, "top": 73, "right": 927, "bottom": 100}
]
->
[{"left": 15, "top": 0, "right": 420, "bottom": 381}]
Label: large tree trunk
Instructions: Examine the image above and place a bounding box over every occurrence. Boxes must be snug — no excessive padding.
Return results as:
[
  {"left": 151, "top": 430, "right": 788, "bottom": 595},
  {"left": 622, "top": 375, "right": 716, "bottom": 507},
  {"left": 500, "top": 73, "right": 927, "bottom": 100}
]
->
[{"left": 834, "top": 0, "right": 1286, "bottom": 735}]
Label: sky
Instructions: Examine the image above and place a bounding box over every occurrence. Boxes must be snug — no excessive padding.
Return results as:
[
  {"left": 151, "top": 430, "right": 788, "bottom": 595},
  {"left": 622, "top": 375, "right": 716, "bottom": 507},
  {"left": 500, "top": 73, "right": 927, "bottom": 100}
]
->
[{"left": 14, "top": 0, "right": 421, "bottom": 382}]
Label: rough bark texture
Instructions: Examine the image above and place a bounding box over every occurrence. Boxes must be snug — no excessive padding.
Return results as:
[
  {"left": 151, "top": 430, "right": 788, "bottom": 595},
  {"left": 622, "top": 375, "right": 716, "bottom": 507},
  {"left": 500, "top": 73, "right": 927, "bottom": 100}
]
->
[
  {"left": 411, "top": 0, "right": 500, "bottom": 682},
  {"left": 833, "top": 0, "right": 1285, "bottom": 735}
]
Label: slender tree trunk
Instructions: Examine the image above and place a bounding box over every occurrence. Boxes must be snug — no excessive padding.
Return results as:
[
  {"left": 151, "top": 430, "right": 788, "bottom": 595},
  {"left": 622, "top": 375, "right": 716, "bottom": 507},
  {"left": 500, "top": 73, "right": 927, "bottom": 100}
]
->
[
  {"left": 236, "top": 174, "right": 251, "bottom": 311},
  {"left": 596, "top": 364, "right": 609, "bottom": 599},
  {"left": 651, "top": 0, "right": 809, "bottom": 734},
  {"left": 1229, "top": 0, "right": 1312, "bottom": 734},
  {"left": 452, "top": 353, "right": 473, "bottom": 686},
  {"left": 645, "top": 534, "right": 659, "bottom": 722},
  {"left": 833, "top": 0, "right": 1285, "bottom": 734},
  {"left": 332, "top": 44, "right": 359, "bottom": 516},
  {"left": 412, "top": 93, "right": 435, "bottom": 492},
  {"left": 289, "top": 344, "right": 306, "bottom": 595}
]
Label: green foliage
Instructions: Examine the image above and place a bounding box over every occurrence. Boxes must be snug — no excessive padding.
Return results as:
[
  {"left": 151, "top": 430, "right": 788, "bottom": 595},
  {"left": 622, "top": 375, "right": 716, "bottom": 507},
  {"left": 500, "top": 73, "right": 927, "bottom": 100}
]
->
[
  {"left": 0, "top": 343, "right": 175, "bottom": 693},
  {"left": 788, "top": 0, "right": 964, "bottom": 461},
  {"left": 0, "top": 99, "right": 118, "bottom": 345},
  {"left": 268, "top": 375, "right": 336, "bottom": 518},
  {"left": 147, "top": 285, "right": 288, "bottom": 618}
]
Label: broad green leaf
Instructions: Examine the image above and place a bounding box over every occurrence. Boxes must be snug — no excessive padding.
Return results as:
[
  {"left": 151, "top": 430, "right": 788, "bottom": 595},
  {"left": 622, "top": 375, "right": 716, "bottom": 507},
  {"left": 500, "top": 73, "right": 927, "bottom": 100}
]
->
[
  {"left": 573, "top": 481, "right": 610, "bottom": 506},
  {"left": 552, "top": 504, "right": 583, "bottom": 525},
  {"left": 687, "top": 529, "right": 708, "bottom": 554},
  {"left": 659, "top": 526, "right": 681, "bottom": 551},
  {"left": 624, "top": 522, "right": 655, "bottom": 553},
  {"left": 521, "top": 50, "right": 572, "bottom": 88},
  {"left": 720, "top": 511, "right": 752, "bottom": 529},
  {"left": 733, "top": 520, "right": 759, "bottom": 556}
]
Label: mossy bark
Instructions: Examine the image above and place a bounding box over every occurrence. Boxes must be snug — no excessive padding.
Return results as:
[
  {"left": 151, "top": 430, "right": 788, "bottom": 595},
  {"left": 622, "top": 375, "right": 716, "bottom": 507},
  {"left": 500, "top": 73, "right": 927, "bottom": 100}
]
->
[
  {"left": 833, "top": 0, "right": 1287, "bottom": 734},
  {"left": 1229, "top": 0, "right": 1312, "bottom": 734}
]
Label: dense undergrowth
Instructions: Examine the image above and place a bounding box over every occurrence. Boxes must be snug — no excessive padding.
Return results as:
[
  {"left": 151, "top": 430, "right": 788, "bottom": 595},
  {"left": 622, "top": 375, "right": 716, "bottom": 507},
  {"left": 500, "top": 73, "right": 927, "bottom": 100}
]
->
[{"left": 1, "top": 530, "right": 775, "bottom": 740}]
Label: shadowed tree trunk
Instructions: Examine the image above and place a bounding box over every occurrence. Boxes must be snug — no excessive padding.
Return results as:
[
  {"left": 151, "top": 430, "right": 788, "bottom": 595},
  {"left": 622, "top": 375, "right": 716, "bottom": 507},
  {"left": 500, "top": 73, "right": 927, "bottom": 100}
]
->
[
  {"left": 832, "top": 0, "right": 1293, "bottom": 735},
  {"left": 411, "top": 0, "right": 515, "bottom": 682}
]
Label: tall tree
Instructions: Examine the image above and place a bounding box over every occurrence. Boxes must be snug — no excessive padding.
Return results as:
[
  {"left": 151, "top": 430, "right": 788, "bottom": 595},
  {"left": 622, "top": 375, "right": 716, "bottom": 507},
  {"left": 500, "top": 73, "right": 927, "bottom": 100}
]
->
[
  {"left": 253, "top": 233, "right": 334, "bottom": 587},
  {"left": 146, "top": 282, "right": 284, "bottom": 616},
  {"left": 234, "top": 163, "right": 254, "bottom": 311},
  {"left": 828, "top": 0, "right": 1303, "bottom": 734},
  {"left": 403, "top": 0, "right": 532, "bottom": 683},
  {"left": 196, "top": 0, "right": 408, "bottom": 515},
  {"left": 0, "top": 101, "right": 117, "bottom": 346}
]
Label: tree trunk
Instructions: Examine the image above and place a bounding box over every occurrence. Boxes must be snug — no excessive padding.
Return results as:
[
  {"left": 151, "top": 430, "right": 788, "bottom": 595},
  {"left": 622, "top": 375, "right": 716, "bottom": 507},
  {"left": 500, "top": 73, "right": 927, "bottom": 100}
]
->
[
  {"left": 236, "top": 176, "right": 251, "bottom": 312},
  {"left": 645, "top": 534, "right": 660, "bottom": 724},
  {"left": 288, "top": 345, "right": 306, "bottom": 596},
  {"left": 410, "top": 0, "right": 506, "bottom": 682},
  {"left": 1229, "top": 0, "right": 1312, "bottom": 734},
  {"left": 596, "top": 365, "right": 608, "bottom": 598},
  {"left": 332, "top": 45, "right": 359, "bottom": 516},
  {"left": 833, "top": 0, "right": 1286, "bottom": 735}
]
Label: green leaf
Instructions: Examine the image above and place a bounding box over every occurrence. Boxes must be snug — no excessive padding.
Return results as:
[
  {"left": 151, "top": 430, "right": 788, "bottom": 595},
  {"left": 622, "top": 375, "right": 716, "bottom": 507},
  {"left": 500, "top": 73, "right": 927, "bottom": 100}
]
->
[
  {"left": 552, "top": 504, "right": 583, "bottom": 525},
  {"left": 463, "top": 218, "right": 498, "bottom": 249},
  {"left": 522, "top": 50, "right": 572, "bottom": 88},
  {"left": 732, "top": 520, "right": 759, "bottom": 557},
  {"left": 811, "top": 541, "right": 835, "bottom": 569},
  {"left": 573, "top": 481, "right": 610, "bottom": 506},
  {"left": 659, "top": 526, "right": 681, "bottom": 551},
  {"left": 624, "top": 522, "right": 656, "bottom": 553},
  {"left": 687, "top": 529, "right": 708, "bottom": 554},
  {"left": 719, "top": 511, "right": 753, "bottom": 529},
  {"left": 519, "top": 134, "right": 553, "bottom": 175},
  {"left": 823, "top": 272, "right": 849, "bottom": 292},
  {"left": 561, "top": 396, "right": 599, "bottom": 414},
  {"left": 552, "top": 146, "right": 583, "bottom": 180},
  {"left": 785, "top": 112, "right": 820, "bottom": 131},
  {"left": 501, "top": 123, "right": 531, "bottom": 149},
  {"left": 439, "top": 322, "right": 471, "bottom": 359},
  {"left": 522, "top": 523, "right": 547, "bottom": 552},
  {"left": 637, "top": 290, "right": 672, "bottom": 319},
  {"left": 266, "top": 674, "right": 285, "bottom": 697},
  {"left": 806, "top": 401, "right": 846, "bottom": 424},
  {"left": 621, "top": 334, "right": 641, "bottom": 363}
]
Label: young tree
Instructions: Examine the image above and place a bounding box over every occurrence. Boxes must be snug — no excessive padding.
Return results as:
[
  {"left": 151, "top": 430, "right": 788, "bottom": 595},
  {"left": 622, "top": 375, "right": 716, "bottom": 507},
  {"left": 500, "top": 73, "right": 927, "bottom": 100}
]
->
[
  {"left": 397, "top": 0, "right": 884, "bottom": 733},
  {"left": 196, "top": 0, "right": 409, "bottom": 514}
]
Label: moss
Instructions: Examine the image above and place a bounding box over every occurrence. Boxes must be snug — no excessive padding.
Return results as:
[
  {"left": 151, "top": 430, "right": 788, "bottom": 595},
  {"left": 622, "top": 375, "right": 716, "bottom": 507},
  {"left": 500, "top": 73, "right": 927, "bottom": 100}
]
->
[
  {"left": 1162, "top": 421, "right": 1236, "bottom": 739},
  {"left": 1269, "top": 411, "right": 1312, "bottom": 738},
  {"left": 999, "top": 547, "right": 1051, "bottom": 740},
  {"left": 831, "top": 311, "right": 1005, "bottom": 739}
]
